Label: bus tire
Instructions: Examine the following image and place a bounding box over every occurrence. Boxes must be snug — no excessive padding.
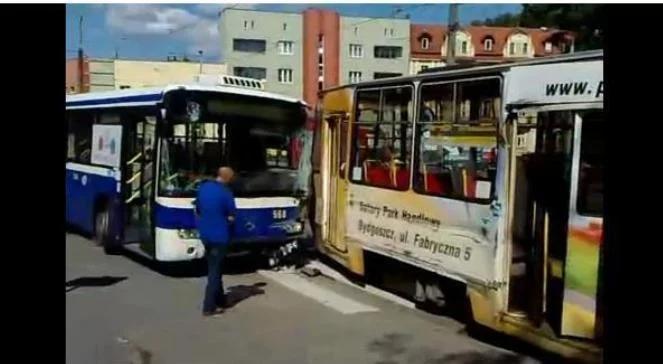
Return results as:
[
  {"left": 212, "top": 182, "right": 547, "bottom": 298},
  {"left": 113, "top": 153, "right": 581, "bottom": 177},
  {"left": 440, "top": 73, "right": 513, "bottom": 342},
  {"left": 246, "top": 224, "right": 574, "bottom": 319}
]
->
[{"left": 94, "top": 206, "right": 119, "bottom": 254}]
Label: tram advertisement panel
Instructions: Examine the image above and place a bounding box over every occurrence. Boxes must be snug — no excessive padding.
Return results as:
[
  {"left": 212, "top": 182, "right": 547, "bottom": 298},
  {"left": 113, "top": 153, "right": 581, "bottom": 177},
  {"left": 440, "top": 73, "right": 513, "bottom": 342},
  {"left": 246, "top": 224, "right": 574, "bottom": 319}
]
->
[{"left": 345, "top": 185, "right": 499, "bottom": 284}]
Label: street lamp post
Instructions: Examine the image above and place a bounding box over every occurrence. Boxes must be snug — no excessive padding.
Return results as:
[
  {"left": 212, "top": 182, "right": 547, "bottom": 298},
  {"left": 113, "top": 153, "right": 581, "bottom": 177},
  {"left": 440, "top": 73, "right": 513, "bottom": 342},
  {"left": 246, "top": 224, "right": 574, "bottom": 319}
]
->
[{"left": 198, "top": 50, "right": 203, "bottom": 74}]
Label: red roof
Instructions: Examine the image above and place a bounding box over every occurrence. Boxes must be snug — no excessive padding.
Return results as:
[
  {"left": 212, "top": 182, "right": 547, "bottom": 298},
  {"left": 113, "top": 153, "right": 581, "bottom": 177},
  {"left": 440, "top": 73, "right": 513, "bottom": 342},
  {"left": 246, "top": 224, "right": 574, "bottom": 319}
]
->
[
  {"left": 411, "top": 24, "right": 575, "bottom": 60},
  {"left": 410, "top": 24, "right": 447, "bottom": 58}
]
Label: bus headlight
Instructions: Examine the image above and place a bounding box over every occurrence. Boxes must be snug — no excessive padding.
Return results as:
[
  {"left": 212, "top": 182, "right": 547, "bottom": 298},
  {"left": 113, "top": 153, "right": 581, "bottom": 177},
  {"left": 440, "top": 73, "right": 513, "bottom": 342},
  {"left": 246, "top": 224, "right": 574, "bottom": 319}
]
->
[
  {"left": 178, "top": 229, "right": 200, "bottom": 239},
  {"left": 274, "top": 221, "right": 303, "bottom": 234}
]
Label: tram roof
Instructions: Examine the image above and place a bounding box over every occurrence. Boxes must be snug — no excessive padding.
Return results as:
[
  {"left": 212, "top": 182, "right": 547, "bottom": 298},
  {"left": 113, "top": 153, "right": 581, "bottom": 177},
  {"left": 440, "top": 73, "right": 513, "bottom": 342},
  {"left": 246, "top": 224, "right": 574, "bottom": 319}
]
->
[
  {"left": 322, "top": 49, "right": 603, "bottom": 93},
  {"left": 66, "top": 84, "right": 306, "bottom": 110}
]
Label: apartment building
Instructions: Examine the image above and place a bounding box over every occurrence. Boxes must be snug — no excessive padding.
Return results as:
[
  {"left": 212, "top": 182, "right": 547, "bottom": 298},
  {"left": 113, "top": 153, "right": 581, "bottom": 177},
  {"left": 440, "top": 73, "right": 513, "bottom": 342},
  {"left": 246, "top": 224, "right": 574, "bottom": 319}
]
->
[
  {"left": 220, "top": 9, "right": 304, "bottom": 99},
  {"left": 221, "top": 8, "right": 410, "bottom": 106},
  {"left": 340, "top": 16, "right": 410, "bottom": 84}
]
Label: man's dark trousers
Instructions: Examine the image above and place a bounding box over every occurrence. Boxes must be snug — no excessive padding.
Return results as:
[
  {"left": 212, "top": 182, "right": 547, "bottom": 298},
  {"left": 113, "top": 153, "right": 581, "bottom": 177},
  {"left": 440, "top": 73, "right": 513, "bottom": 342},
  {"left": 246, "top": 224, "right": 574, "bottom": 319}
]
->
[{"left": 203, "top": 243, "right": 228, "bottom": 313}]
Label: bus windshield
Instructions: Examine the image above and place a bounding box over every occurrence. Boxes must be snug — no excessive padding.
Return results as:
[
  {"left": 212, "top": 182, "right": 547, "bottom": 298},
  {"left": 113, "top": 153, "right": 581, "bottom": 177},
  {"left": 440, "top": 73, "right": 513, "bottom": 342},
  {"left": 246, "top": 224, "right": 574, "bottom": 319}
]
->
[{"left": 158, "top": 91, "right": 309, "bottom": 198}]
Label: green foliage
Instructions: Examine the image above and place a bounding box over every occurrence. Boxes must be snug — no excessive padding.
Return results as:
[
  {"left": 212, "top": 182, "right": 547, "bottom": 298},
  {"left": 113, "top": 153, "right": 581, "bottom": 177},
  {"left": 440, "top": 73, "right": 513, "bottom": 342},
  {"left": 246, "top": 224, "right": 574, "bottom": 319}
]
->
[{"left": 470, "top": 5, "right": 604, "bottom": 50}]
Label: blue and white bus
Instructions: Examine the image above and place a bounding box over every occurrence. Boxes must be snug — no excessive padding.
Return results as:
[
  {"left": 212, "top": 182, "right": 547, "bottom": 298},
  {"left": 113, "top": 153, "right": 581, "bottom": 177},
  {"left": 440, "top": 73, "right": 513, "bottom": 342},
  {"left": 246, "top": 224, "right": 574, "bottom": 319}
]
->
[{"left": 66, "top": 79, "right": 313, "bottom": 262}]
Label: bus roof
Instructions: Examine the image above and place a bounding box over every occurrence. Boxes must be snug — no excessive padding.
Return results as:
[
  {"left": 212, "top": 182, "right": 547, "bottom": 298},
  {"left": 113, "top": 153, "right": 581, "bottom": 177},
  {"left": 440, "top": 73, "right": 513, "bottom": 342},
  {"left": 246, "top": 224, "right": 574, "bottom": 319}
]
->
[
  {"left": 322, "top": 49, "right": 603, "bottom": 93},
  {"left": 66, "top": 84, "right": 306, "bottom": 110}
]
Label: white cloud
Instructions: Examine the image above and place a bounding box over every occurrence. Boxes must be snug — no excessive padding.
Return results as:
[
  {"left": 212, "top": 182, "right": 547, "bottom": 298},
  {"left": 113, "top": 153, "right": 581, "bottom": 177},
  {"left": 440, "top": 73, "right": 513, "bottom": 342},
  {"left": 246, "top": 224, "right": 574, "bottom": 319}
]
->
[
  {"left": 194, "top": 3, "right": 258, "bottom": 16},
  {"left": 194, "top": 4, "right": 224, "bottom": 16},
  {"left": 105, "top": 4, "right": 224, "bottom": 59}
]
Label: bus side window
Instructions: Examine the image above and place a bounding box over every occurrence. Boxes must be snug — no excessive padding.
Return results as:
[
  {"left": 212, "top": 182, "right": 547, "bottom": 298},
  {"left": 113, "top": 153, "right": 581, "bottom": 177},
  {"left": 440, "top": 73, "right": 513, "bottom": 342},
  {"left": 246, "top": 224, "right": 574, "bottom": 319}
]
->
[{"left": 67, "top": 110, "right": 94, "bottom": 164}]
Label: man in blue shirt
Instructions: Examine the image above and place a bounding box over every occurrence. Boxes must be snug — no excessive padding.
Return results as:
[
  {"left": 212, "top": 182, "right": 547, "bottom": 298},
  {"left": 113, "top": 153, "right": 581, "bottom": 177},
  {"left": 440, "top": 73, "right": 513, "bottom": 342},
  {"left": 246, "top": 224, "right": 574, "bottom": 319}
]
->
[{"left": 195, "top": 166, "right": 237, "bottom": 316}]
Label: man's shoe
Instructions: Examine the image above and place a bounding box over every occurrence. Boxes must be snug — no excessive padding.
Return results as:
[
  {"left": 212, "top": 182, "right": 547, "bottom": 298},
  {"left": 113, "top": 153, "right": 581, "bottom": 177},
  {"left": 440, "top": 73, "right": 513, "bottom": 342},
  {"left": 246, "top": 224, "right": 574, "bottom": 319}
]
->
[{"left": 202, "top": 307, "right": 224, "bottom": 317}]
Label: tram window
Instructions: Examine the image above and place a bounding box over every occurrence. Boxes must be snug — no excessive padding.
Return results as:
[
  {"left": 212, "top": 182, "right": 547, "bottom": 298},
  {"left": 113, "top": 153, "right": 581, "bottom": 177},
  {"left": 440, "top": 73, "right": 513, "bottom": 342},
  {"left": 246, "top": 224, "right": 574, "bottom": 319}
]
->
[
  {"left": 356, "top": 89, "right": 380, "bottom": 123},
  {"left": 577, "top": 112, "right": 603, "bottom": 216},
  {"left": 414, "top": 79, "right": 499, "bottom": 202},
  {"left": 419, "top": 83, "right": 454, "bottom": 123},
  {"left": 415, "top": 141, "right": 497, "bottom": 201},
  {"left": 339, "top": 119, "right": 348, "bottom": 175},
  {"left": 351, "top": 86, "right": 413, "bottom": 190},
  {"left": 456, "top": 79, "right": 501, "bottom": 124}
]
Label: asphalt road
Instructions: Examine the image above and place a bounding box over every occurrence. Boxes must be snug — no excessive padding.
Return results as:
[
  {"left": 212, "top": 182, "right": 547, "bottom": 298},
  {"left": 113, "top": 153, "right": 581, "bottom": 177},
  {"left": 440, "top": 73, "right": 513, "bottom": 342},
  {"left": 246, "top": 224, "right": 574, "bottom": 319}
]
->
[{"left": 66, "top": 233, "right": 540, "bottom": 364}]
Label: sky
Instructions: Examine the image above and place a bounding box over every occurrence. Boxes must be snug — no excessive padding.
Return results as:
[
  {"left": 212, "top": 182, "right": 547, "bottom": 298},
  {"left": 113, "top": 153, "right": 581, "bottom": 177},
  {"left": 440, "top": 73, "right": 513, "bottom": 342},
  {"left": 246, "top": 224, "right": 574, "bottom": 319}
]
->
[{"left": 66, "top": 3, "right": 522, "bottom": 62}]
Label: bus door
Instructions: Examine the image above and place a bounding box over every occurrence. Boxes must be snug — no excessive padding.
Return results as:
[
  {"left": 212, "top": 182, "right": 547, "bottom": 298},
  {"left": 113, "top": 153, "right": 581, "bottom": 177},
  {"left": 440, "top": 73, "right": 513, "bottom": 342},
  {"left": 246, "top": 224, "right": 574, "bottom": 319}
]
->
[
  {"left": 561, "top": 109, "right": 604, "bottom": 340},
  {"left": 123, "top": 112, "right": 157, "bottom": 243},
  {"left": 325, "top": 111, "right": 350, "bottom": 253},
  {"left": 507, "top": 105, "right": 603, "bottom": 339}
]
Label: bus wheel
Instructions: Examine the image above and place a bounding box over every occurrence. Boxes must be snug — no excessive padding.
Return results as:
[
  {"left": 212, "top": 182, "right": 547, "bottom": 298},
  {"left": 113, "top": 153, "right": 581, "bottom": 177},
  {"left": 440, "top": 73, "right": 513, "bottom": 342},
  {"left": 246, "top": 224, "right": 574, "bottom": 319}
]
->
[
  {"left": 94, "top": 207, "right": 119, "bottom": 254},
  {"left": 94, "top": 208, "right": 109, "bottom": 246}
]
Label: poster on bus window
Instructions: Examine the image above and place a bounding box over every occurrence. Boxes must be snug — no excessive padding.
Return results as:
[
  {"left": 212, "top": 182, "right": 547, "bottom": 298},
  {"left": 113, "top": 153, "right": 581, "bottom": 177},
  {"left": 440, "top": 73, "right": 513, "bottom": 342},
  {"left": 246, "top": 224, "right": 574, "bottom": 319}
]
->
[{"left": 91, "top": 124, "right": 122, "bottom": 168}]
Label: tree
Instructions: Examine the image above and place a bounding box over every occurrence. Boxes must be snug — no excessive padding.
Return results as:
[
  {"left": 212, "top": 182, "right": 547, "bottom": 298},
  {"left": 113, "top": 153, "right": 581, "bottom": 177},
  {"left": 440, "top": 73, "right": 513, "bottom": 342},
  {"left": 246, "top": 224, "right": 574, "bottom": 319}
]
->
[
  {"left": 470, "top": 5, "right": 604, "bottom": 50},
  {"left": 520, "top": 4, "right": 604, "bottom": 50},
  {"left": 483, "top": 12, "right": 521, "bottom": 27}
]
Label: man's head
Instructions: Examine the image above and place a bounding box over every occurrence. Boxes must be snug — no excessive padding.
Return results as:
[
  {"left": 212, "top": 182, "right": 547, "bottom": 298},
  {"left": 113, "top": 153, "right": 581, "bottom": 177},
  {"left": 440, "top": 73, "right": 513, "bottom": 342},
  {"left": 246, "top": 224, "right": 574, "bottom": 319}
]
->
[{"left": 217, "top": 166, "right": 235, "bottom": 184}]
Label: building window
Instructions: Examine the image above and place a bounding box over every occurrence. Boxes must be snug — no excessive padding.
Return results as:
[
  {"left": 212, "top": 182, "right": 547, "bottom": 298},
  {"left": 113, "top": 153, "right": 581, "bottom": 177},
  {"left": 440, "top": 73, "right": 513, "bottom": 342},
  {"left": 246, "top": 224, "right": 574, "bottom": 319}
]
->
[
  {"left": 560, "top": 42, "right": 568, "bottom": 53},
  {"left": 390, "top": 28, "right": 394, "bottom": 37},
  {"left": 461, "top": 41, "right": 468, "bottom": 54},
  {"left": 354, "top": 27, "right": 358, "bottom": 35},
  {"left": 233, "top": 39, "right": 266, "bottom": 53},
  {"left": 318, "top": 81, "right": 324, "bottom": 91},
  {"left": 508, "top": 41, "right": 529, "bottom": 56},
  {"left": 349, "top": 71, "right": 362, "bottom": 84},
  {"left": 350, "top": 44, "right": 363, "bottom": 58},
  {"left": 384, "top": 28, "right": 388, "bottom": 36},
  {"left": 351, "top": 86, "right": 414, "bottom": 190},
  {"left": 251, "top": 20, "right": 254, "bottom": 29},
  {"left": 374, "top": 72, "right": 402, "bottom": 79},
  {"left": 545, "top": 42, "right": 552, "bottom": 53},
  {"left": 283, "top": 23, "right": 287, "bottom": 31},
  {"left": 244, "top": 20, "right": 248, "bottom": 30},
  {"left": 374, "top": 46, "right": 403, "bottom": 59},
  {"left": 278, "top": 68, "right": 293, "bottom": 84},
  {"left": 484, "top": 38, "right": 493, "bottom": 51},
  {"left": 278, "top": 41, "right": 294, "bottom": 55},
  {"left": 234, "top": 67, "right": 266, "bottom": 80},
  {"left": 119, "top": 85, "right": 131, "bottom": 89},
  {"left": 421, "top": 37, "right": 430, "bottom": 50},
  {"left": 421, "top": 65, "right": 429, "bottom": 71}
]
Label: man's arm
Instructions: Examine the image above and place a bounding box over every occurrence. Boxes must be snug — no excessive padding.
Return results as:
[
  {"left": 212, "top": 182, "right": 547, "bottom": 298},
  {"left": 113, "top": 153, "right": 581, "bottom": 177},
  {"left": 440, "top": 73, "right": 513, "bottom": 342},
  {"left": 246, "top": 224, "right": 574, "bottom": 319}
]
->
[
  {"left": 226, "top": 192, "right": 237, "bottom": 223},
  {"left": 193, "top": 197, "right": 200, "bottom": 218}
]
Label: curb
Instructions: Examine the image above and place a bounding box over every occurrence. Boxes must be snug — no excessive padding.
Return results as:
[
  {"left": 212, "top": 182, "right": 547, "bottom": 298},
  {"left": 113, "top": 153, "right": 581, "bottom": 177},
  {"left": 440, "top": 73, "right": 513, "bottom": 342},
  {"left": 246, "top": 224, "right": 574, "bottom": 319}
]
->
[{"left": 303, "top": 260, "right": 416, "bottom": 310}]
